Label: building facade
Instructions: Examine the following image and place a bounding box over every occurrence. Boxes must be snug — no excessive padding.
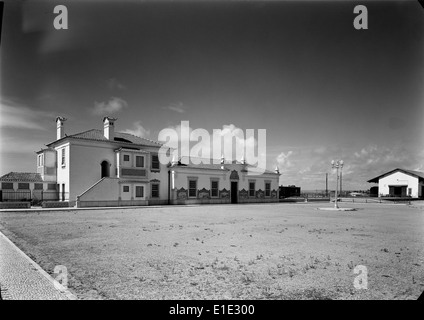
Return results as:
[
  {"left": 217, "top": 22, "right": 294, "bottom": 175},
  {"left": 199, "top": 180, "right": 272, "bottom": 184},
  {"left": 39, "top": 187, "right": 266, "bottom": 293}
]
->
[
  {"left": 1, "top": 117, "right": 280, "bottom": 207},
  {"left": 367, "top": 168, "right": 424, "bottom": 198},
  {"left": 0, "top": 172, "right": 58, "bottom": 202}
]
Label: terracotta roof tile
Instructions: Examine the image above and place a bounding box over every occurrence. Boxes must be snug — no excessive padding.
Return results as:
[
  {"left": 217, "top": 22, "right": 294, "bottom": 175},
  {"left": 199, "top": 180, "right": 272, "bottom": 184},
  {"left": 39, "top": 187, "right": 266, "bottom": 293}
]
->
[
  {"left": 49, "top": 129, "right": 163, "bottom": 147},
  {"left": 0, "top": 172, "right": 43, "bottom": 182}
]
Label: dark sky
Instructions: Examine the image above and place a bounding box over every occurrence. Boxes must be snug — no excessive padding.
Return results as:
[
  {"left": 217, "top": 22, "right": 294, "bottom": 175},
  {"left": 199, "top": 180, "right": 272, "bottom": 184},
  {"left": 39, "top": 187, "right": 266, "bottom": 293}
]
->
[{"left": 1, "top": 0, "right": 423, "bottom": 190}]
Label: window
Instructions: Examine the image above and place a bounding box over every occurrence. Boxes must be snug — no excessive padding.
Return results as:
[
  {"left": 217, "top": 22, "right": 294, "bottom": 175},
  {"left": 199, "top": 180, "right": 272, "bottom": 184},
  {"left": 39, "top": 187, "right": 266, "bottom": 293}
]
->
[
  {"left": 151, "top": 154, "right": 160, "bottom": 170},
  {"left": 38, "top": 154, "right": 44, "bottom": 167},
  {"left": 249, "top": 182, "right": 255, "bottom": 197},
  {"left": 211, "top": 180, "right": 219, "bottom": 197},
  {"left": 1, "top": 182, "right": 13, "bottom": 190},
  {"left": 265, "top": 183, "right": 271, "bottom": 197},
  {"left": 123, "top": 154, "right": 130, "bottom": 162},
  {"left": 151, "top": 184, "right": 159, "bottom": 198},
  {"left": 135, "top": 186, "right": 144, "bottom": 198},
  {"left": 34, "top": 183, "right": 43, "bottom": 190},
  {"left": 123, "top": 186, "right": 129, "bottom": 192},
  {"left": 61, "top": 148, "right": 65, "bottom": 167},
  {"left": 48, "top": 184, "right": 57, "bottom": 190},
  {"left": 408, "top": 188, "right": 412, "bottom": 196},
  {"left": 189, "top": 180, "right": 197, "bottom": 198},
  {"left": 18, "top": 183, "right": 30, "bottom": 190},
  {"left": 136, "top": 156, "right": 144, "bottom": 167}
]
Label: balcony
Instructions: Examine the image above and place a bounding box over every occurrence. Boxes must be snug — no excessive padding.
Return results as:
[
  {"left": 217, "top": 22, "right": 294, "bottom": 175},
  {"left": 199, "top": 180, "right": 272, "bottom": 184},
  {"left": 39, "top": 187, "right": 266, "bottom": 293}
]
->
[{"left": 120, "top": 168, "right": 147, "bottom": 178}]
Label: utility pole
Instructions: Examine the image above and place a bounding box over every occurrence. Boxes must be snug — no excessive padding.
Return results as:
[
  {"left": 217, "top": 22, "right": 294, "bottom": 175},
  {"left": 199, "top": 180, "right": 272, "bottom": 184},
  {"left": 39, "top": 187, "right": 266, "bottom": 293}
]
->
[
  {"left": 340, "top": 171, "right": 342, "bottom": 197},
  {"left": 331, "top": 160, "right": 344, "bottom": 209},
  {"left": 325, "top": 173, "right": 328, "bottom": 197}
]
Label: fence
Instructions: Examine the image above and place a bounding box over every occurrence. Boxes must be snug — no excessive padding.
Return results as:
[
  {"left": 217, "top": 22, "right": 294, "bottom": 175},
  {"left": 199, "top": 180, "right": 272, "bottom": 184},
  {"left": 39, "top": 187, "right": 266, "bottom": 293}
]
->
[{"left": 0, "top": 190, "right": 68, "bottom": 204}]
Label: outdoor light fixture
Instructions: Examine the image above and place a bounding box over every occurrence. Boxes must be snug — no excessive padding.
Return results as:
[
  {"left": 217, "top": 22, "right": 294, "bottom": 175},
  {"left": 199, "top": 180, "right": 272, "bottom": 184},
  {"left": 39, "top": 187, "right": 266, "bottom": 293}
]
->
[{"left": 331, "top": 160, "right": 344, "bottom": 209}]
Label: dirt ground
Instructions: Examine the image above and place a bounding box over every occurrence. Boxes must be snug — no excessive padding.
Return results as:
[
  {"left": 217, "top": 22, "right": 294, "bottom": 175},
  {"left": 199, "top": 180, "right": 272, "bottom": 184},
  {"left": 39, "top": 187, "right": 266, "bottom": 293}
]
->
[{"left": 0, "top": 202, "right": 423, "bottom": 300}]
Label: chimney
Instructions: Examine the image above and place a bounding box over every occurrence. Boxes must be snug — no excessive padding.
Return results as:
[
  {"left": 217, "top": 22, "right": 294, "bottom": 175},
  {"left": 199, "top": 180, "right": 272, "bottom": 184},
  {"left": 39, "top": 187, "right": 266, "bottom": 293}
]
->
[
  {"left": 56, "top": 116, "right": 67, "bottom": 140},
  {"left": 103, "top": 117, "right": 117, "bottom": 140}
]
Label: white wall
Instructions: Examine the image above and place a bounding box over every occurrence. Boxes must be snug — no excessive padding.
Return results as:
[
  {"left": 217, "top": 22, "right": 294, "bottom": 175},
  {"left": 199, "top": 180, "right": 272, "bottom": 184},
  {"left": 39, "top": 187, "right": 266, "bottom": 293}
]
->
[
  {"left": 70, "top": 142, "right": 117, "bottom": 201},
  {"left": 55, "top": 142, "right": 70, "bottom": 200},
  {"left": 118, "top": 182, "right": 148, "bottom": 200},
  {"left": 171, "top": 164, "right": 279, "bottom": 200},
  {"left": 378, "top": 171, "right": 419, "bottom": 197},
  {"left": 62, "top": 140, "right": 169, "bottom": 202},
  {"left": 117, "top": 147, "right": 169, "bottom": 200},
  {"left": 78, "top": 178, "right": 120, "bottom": 201}
]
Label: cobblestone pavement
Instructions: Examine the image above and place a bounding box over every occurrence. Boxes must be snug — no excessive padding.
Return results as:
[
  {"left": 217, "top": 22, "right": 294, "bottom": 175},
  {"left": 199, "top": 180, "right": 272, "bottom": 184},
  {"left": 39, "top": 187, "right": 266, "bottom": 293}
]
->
[{"left": 0, "top": 232, "right": 73, "bottom": 300}]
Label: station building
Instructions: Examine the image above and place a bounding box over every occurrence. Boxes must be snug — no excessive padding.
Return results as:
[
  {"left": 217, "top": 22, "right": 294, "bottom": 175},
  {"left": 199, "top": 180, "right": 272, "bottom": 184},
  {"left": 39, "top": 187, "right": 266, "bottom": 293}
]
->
[{"left": 0, "top": 117, "right": 280, "bottom": 207}]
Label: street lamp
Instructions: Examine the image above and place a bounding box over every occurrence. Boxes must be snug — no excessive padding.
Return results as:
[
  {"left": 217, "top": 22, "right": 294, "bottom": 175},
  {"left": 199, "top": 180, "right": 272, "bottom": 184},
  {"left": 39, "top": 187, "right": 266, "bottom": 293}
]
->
[{"left": 331, "top": 160, "right": 344, "bottom": 209}]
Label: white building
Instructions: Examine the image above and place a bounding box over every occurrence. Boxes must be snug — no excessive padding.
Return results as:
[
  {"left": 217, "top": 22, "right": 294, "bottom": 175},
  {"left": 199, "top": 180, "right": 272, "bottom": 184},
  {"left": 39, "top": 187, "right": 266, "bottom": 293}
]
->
[
  {"left": 1, "top": 117, "right": 280, "bottom": 207},
  {"left": 367, "top": 168, "right": 424, "bottom": 198}
]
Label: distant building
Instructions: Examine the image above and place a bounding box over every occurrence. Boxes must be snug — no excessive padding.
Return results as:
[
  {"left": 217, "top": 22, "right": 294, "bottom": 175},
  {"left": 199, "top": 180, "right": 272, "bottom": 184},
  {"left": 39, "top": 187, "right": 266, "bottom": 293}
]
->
[
  {"left": 0, "top": 172, "right": 57, "bottom": 202},
  {"left": 279, "top": 185, "right": 301, "bottom": 198},
  {"left": 0, "top": 117, "right": 280, "bottom": 207},
  {"left": 367, "top": 168, "right": 424, "bottom": 198}
]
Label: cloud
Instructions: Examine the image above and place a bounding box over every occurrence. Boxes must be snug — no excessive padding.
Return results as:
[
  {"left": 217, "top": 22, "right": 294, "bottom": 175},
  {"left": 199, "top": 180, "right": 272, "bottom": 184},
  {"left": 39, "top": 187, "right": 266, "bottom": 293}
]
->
[
  {"left": 122, "top": 121, "right": 150, "bottom": 138},
  {"left": 93, "top": 97, "right": 128, "bottom": 115},
  {"left": 313, "top": 146, "right": 327, "bottom": 154},
  {"left": 0, "top": 97, "right": 55, "bottom": 130},
  {"left": 272, "top": 142, "right": 424, "bottom": 190},
  {"left": 107, "top": 78, "right": 126, "bottom": 90},
  {"left": 162, "top": 102, "right": 187, "bottom": 114},
  {"left": 216, "top": 124, "right": 260, "bottom": 162},
  {"left": 298, "top": 166, "right": 311, "bottom": 174},
  {"left": 157, "top": 122, "right": 263, "bottom": 167},
  {"left": 276, "top": 151, "right": 293, "bottom": 169}
]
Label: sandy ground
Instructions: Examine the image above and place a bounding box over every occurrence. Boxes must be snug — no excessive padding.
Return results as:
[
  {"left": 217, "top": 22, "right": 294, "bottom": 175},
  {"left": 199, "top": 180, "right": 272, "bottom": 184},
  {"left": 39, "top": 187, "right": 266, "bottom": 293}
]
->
[{"left": 0, "top": 202, "right": 423, "bottom": 300}]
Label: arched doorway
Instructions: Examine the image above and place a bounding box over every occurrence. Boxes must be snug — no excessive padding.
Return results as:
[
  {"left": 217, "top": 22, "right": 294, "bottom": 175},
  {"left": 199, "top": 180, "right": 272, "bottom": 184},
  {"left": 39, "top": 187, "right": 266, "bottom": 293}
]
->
[{"left": 101, "top": 160, "right": 110, "bottom": 178}]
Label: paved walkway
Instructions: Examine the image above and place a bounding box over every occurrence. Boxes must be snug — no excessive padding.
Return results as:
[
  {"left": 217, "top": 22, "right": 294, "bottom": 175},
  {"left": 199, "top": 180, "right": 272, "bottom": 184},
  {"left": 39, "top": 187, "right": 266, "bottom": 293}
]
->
[{"left": 0, "top": 231, "right": 76, "bottom": 300}]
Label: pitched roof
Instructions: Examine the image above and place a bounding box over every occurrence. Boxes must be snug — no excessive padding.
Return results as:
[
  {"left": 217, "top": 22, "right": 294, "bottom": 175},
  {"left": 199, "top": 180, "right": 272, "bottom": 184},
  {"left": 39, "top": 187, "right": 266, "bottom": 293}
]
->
[
  {"left": 47, "top": 129, "right": 163, "bottom": 148},
  {"left": 367, "top": 168, "right": 424, "bottom": 183},
  {"left": 0, "top": 172, "right": 43, "bottom": 182}
]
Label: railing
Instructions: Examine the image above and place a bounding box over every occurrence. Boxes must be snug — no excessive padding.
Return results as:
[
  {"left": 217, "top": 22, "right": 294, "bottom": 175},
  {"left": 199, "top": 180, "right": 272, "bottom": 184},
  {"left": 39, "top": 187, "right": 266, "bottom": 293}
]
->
[
  {"left": 300, "top": 193, "right": 329, "bottom": 199},
  {"left": 0, "top": 190, "right": 68, "bottom": 204},
  {"left": 0, "top": 190, "right": 32, "bottom": 202}
]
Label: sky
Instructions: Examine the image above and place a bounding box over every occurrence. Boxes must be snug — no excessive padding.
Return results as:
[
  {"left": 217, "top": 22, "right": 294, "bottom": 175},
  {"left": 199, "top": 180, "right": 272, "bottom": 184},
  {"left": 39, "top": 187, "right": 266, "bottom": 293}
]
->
[{"left": 1, "top": 0, "right": 423, "bottom": 191}]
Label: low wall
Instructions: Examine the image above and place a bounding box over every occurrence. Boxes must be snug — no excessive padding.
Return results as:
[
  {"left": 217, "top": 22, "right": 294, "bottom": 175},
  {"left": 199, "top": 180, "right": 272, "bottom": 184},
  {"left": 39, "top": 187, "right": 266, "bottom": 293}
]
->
[
  {"left": 0, "top": 202, "right": 31, "bottom": 209},
  {"left": 148, "top": 199, "right": 170, "bottom": 206},
  {"left": 170, "top": 198, "right": 231, "bottom": 205},
  {"left": 170, "top": 198, "right": 279, "bottom": 205},
  {"left": 279, "top": 198, "right": 330, "bottom": 203},
  {"left": 41, "top": 201, "right": 70, "bottom": 208},
  {"left": 76, "top": 199, "right": 149, "bottom": 208},
  {"left": 239, "top": 198, "right": 279, "bottom": 204}
]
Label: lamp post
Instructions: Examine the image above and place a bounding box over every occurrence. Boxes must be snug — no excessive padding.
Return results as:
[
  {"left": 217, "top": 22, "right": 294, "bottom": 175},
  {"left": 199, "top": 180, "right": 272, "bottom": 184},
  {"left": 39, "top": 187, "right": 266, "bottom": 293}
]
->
[{"left": 331, "top": 160, "right": 344, "bottom": 209}]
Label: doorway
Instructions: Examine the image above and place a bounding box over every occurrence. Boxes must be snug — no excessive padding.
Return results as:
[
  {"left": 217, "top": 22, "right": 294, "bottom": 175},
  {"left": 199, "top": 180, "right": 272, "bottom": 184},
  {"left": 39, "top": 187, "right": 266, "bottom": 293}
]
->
[
  {"left": 101, "top": 160, "right": 110, "bottom": 178},
  {"left": 231, "top": 181, "right": 238, "bottom": 204},
  {"left": 389, "top": 186, "right": 407, "bottom": 197}
]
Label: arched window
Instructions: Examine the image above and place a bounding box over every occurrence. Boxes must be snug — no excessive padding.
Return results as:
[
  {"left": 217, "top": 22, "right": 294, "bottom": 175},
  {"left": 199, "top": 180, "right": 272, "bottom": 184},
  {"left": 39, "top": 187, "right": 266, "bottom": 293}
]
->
[{"left": 101, "top": 160, "right": 110, "bottom": 178}]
